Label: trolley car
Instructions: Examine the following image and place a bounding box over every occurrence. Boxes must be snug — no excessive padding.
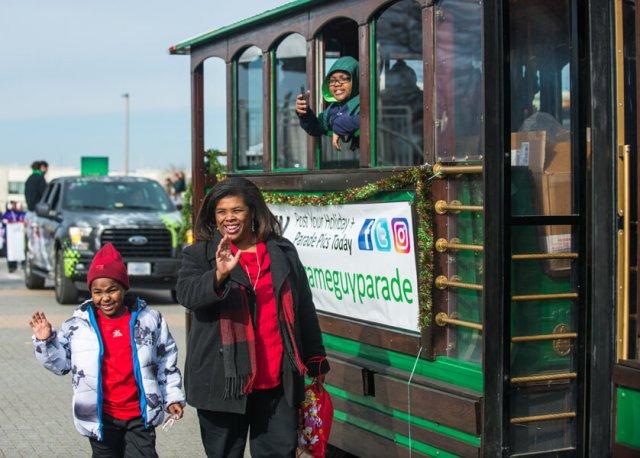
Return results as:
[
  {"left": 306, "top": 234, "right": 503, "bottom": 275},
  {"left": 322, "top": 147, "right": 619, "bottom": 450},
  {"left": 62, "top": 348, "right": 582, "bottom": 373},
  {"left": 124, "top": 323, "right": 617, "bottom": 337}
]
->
[{"left": 171, "top": 0, "right": 640, "bottom": 455}]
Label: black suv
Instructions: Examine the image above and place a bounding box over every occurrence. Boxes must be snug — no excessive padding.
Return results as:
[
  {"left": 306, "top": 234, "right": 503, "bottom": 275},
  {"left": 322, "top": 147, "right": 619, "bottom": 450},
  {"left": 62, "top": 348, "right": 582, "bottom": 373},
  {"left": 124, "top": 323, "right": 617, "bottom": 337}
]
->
[{"left": 24, "top": 176, "right": 183, "bottom": 304}]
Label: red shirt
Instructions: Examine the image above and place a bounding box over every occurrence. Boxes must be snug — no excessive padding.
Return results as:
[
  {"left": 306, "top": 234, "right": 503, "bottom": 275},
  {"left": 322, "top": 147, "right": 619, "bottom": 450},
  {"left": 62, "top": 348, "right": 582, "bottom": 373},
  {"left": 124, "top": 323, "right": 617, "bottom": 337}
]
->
[
  {"left": 96, "top": 308, "right": 141, "bottom": 420},
  {"left": 234, "top": 242, "right": 284, "bottom": 390}
]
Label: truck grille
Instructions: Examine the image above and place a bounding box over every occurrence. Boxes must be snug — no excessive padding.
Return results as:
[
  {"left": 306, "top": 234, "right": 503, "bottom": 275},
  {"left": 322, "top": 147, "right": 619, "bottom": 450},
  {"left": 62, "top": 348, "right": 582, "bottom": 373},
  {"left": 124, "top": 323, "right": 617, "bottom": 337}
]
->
[{"left": 100, "top": 228, "right": 173, "bottom": 258}]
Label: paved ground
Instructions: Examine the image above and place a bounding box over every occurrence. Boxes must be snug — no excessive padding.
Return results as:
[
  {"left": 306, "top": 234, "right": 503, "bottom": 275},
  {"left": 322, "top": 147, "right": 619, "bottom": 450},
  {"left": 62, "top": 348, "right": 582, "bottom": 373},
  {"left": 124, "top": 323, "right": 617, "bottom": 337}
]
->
[{"left": 0, "top": 262, "right": 207, "bottom": 457}]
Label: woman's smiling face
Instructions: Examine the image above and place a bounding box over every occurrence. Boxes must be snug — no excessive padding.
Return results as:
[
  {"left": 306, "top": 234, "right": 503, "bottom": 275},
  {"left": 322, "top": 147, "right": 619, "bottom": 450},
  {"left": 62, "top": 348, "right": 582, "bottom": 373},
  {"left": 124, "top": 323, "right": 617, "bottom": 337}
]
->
[
  {"left": 215, "top": 195, "right": 253, "bottom": 247},
  {"left": 328, "top": 71, "right": 352, "bottom": 102}
]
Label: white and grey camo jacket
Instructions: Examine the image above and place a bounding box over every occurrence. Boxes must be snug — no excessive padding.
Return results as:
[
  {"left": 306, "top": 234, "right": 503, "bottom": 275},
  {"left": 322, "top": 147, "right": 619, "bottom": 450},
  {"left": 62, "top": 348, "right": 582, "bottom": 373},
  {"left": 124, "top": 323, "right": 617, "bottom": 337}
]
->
[{"left": 33, "top": 297, "right": 185, "bottom": 440}]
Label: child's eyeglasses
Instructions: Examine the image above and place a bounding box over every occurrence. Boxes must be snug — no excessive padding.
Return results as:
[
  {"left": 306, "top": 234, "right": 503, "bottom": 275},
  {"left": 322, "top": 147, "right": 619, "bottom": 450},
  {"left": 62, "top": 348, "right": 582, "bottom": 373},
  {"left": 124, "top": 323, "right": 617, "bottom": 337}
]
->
[{"left": 328, "top": 77, "right": 351, "bottom": 86}]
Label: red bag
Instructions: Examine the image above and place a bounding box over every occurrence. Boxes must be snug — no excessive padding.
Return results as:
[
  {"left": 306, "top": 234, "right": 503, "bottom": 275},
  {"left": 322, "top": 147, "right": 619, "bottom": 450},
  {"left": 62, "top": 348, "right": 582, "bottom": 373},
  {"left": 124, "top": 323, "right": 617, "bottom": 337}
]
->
[{"left": 298, "top": 380, "right": 333, "bottom": 457}]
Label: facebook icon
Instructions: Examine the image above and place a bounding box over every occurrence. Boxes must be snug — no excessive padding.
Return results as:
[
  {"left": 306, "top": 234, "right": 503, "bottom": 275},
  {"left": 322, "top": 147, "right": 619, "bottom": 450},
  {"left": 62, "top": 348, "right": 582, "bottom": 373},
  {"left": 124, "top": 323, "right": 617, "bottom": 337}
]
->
[{"left": 358, "top": 218, "right": 376, "bottom": 251}]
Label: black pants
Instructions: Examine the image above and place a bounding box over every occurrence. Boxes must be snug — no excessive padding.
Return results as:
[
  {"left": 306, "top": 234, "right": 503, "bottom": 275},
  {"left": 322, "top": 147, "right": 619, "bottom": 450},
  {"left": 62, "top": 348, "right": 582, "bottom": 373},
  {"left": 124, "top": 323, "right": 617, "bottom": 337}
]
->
[
  {"left": 89, "top": 415, "right": 158, "bottom": 458},
  {"left": 197, "top": 385, "right": 298, "bottom": 458}
]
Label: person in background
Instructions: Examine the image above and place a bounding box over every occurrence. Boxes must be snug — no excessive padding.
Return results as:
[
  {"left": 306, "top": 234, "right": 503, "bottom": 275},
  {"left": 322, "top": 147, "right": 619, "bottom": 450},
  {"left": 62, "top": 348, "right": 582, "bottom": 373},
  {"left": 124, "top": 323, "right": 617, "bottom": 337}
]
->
[
  {"left": 176, "top": 177, "right": 329, "bottom": 457},
  {"left": 171, "top": 172, "right": 186, "bottom": 207},
  {"left": 164, "top": 177, "right": 175, "bottom": 198},
  {"left": 29, "top": 243, "right": 185, "bottom": 457},
  {"left": 172, "top": 172, "right": 186, "bottom": 195},
  {"left": 2, "top": 201, "right": 25, "bottom": 272},
  {"left": 25, "top": 160, "right": 48, "bottom": 211},
  {"left": 380, "top": 59, "right": 424, "bottom": 163},
  {"left": 295, "top": 56, "right": 360, "bottom": 151}
]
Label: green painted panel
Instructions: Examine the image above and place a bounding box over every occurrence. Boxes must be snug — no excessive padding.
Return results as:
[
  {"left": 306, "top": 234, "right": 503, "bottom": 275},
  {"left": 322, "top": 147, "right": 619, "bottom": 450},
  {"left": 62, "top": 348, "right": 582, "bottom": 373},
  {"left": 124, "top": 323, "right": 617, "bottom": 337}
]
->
[
  {"left": 333, "top": 408, "right": 461, "bottom": 457},
  {"left": 322, "top": 333, "right": 483, "bottom": 392},
  {"left": 324, "top": 383, "right": 481, "bottom": 446},
  {"left": 616, "top": 386, "right": 640, "bottom": 449}
]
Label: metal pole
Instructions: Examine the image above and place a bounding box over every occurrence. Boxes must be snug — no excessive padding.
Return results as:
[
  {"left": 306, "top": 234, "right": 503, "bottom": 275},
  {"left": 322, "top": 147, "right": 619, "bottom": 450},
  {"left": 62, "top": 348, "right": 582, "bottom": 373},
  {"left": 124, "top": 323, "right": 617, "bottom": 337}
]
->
[{"left": 122, "top": 93, "right": 130, "bottom": 175}]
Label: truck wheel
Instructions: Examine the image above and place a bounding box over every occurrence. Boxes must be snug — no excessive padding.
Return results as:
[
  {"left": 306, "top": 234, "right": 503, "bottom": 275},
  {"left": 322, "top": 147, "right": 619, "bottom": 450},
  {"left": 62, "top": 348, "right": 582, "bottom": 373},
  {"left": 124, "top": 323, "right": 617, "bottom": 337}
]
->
[
  {"left": 24, "top": 258, "right": 45, "bottom": 289},
  {"left": 55, "top": 250, "right": 79, "bottom": 304}
]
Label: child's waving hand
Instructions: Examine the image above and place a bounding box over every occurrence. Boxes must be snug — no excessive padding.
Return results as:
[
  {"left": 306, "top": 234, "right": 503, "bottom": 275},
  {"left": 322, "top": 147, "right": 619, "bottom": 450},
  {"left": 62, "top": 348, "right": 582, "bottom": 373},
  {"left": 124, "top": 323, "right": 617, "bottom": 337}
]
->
[{"left": 29, "top": 311, "right": 52, "bottom": 340}]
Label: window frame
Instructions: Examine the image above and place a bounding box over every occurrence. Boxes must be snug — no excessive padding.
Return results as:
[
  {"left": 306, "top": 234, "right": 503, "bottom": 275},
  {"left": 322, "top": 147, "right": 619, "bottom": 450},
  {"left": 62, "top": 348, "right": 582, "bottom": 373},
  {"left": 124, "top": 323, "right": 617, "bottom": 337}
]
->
[
  {"left": 315, "top": 17, "right": 364, "bottom": 170},
  {"left": 271, "top": 33, "right": 311, "bottom": 173},
  {"left": 371, "top": 0, "right": 427, "bottom": 168},
  {"left": 233, "top": 45, "right": 265, "bottom": 173},
  {"left": 47, "top": 183, "right": 62, "bottom": 210}
]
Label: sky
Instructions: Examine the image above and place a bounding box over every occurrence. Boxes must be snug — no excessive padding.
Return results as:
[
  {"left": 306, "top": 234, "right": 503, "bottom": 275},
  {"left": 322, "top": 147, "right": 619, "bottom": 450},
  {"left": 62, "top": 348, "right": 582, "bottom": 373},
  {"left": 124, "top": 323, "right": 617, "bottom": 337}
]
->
[{"left": 0, "top": 0, "right": 283, "bottom": 172}]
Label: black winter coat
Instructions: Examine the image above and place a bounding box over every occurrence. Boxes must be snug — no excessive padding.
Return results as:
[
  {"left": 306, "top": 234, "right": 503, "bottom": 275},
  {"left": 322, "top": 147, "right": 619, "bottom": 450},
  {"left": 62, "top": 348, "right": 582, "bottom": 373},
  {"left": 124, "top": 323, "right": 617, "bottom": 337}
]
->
[
  {"left": 24, "top": 172, "right": 47, "bottom": 211},
  {"left": 176, "top": 235, "right": 329, "bottom": 413}
]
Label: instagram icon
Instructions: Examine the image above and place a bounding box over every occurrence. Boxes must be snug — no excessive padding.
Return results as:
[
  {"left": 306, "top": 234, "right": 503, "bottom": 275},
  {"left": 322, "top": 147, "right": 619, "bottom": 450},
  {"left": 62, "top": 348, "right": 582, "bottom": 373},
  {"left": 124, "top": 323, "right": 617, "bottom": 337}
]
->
[{"left": 391, "top": 218, "right": 411, "bottom": 253}]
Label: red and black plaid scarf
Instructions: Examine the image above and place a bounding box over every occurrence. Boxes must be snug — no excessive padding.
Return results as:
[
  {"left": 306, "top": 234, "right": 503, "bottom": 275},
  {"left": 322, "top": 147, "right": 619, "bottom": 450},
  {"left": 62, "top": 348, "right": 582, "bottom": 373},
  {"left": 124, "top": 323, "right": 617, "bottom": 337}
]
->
[{"left": 219, "top": 279, "right": 307, "bottom": 399}]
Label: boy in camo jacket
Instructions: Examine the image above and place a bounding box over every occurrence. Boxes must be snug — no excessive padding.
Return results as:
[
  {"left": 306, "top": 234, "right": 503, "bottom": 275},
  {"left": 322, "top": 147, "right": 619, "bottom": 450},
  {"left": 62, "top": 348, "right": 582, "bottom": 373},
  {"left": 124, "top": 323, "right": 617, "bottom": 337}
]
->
[{"left": 29, "top": 243, "right": 185, "bottom": 457}]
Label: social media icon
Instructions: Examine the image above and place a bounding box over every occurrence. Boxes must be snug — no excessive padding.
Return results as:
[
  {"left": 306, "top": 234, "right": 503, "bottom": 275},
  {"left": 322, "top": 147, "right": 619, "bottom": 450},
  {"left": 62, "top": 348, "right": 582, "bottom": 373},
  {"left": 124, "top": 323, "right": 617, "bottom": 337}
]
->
[
  {"left": 391, "top": 218, "right": 411, "bottom": 253},
  {"left": 373, "top": 219, "right": 391, "bottom": 251},
  {"left": 358, "top": 219, "right": 375, "bottom": 251}
]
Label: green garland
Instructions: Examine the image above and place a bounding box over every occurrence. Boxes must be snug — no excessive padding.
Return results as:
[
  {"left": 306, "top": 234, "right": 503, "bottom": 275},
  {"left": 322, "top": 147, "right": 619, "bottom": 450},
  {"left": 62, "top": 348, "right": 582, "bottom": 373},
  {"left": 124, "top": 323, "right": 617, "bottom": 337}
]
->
[
  {"left": 263, "top": 165, "right": 435, "bottom": 332},
  {"left": 180, "top": 149, "right": 227, "bottom": 243},
  {"left": 179, "top": 181, "right": 193, "bottom": 244}
]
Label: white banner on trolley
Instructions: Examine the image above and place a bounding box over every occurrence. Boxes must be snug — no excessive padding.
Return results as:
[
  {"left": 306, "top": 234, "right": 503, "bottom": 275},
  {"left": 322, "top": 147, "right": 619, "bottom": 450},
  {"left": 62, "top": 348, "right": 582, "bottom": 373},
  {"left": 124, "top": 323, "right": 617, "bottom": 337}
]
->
[{"left": 269, "top": 201, "right": 419, "bottom": 332}]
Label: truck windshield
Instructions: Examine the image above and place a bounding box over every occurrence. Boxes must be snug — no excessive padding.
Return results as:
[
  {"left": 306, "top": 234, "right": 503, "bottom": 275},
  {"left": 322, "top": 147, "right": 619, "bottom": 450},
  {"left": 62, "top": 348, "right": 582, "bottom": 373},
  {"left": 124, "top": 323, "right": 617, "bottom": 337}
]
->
[{"left": 63, "top": 180, "right": 175, "bottom": 212}]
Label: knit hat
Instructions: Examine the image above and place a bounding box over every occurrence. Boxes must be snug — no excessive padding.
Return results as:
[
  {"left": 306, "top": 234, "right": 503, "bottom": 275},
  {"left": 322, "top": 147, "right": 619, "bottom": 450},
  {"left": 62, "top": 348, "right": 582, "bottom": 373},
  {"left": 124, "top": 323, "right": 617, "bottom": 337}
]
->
[{"left": 87, "top": 243, "right": 130, "bottom": 290}]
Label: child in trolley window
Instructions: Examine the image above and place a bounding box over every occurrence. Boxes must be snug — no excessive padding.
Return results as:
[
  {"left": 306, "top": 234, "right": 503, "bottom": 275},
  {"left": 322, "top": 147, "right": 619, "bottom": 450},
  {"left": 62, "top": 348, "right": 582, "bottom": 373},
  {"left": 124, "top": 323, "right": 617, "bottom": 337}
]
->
[
  {"left": 29, "top": 243, "right": 185, "bottom": 457},
  {"left": 296, "top": 56, "right": 360, "bottom": 151}
]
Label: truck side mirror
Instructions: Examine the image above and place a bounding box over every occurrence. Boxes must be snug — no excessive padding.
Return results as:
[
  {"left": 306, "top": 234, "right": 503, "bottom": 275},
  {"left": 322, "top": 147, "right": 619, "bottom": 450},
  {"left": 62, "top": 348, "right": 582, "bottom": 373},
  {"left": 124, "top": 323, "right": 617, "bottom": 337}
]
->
[
  {"left": 35, "top": 202, "right": 59, "bottom": 220},
  {"left": 35, "top": 202, "right": 50, "bottom": 217}
]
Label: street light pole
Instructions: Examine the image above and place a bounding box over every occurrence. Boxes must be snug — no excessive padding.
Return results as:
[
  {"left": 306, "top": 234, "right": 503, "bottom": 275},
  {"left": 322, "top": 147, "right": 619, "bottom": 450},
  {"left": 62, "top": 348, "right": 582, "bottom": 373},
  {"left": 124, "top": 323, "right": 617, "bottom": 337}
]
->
[{"left": 122, "top": 93, "right": 130, "bottom": 175}]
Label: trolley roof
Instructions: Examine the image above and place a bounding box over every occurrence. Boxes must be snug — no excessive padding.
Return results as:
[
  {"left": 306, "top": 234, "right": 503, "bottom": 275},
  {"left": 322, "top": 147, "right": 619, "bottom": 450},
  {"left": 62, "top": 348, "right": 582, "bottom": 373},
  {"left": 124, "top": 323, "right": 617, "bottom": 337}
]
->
[{"left": 169, "top": 0, "right": 323, "bottom": 55}]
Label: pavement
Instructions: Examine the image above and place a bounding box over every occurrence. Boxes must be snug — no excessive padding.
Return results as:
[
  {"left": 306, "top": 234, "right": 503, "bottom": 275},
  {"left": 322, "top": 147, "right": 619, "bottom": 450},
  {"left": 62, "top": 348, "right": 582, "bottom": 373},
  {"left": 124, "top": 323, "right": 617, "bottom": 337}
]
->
[{"left": 0, "top": 261, "right": 208, "bottom": 457}]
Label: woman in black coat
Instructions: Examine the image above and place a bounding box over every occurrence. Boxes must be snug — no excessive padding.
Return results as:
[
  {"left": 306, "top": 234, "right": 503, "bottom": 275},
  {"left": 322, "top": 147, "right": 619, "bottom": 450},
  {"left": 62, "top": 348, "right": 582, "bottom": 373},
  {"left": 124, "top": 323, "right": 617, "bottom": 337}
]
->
[{"left": 176, "top": 177, "right": 329, "bottom": 458}]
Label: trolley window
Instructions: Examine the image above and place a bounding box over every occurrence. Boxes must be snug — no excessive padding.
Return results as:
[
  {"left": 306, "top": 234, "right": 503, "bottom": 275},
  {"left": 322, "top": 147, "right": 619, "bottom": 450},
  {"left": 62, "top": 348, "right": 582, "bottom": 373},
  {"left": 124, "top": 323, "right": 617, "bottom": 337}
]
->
[
  {"left": 235, "top": 46, "right": 264, "bottom": 171},
  {"left": 274, "top": 33, "right": 308, "bottom": 170},
  {"left": 317, "top": 18, "right": 359, "bottom": 169},
  {"left": 375, "top": 0, "right": 424, "bottom": 166},
  {"left": 435, "top": 0, "right": 484, "bottom": 162}
]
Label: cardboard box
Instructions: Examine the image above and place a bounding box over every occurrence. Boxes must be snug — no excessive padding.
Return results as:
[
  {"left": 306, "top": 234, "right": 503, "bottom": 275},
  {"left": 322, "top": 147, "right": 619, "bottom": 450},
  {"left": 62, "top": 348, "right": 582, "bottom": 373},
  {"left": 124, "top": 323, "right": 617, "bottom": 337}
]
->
[
  {"left": 511, "top": 132, "right": 572, "bottom": 276},
  {"left": 511, "top": 130, "right": 547, "bottom": 173}
]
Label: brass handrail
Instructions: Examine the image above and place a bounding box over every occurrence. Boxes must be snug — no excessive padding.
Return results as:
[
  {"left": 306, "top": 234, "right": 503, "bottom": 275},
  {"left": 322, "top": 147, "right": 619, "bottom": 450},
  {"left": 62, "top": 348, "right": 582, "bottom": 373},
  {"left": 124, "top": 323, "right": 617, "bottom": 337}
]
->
[
  {"left": 433, "top": 163, "right": 484, "bottom": 176},
  {"left": 511, "top": 293, "right": 578, "bottom": 302},
  {"left": 435, "top": 312, "right": 483, "bottom": 331},
  {"left": 434, "top": 200, "right": 484, "bottom": 215},
  {"left": 512, "top": 253, "right": 579, "bottom": 260},
  {"left": 435, "top": 237, "right": 578, "bottom": 260},
  {"left": 510, "top": 412, "right": 576, "bottom": 424},
  {"left": 510, "top": 372, "right": 577, "bottom": 384},
  {"left": 435, "top": 275, "right": 483, "bottom": 291},
  {"left": 435, "top": 238, "right": 484, "bottom": 253},
  {"left": 616, "top": 144, "right": 631, "bottom": 360},
  {"left": 511, "top": 333, "right": 577, "bottom": 343}
]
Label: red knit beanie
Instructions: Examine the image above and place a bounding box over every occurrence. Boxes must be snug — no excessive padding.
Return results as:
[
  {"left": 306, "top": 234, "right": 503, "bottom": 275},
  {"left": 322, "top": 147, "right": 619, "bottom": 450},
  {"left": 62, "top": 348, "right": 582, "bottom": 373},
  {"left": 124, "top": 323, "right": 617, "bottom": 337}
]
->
[{"left": 87, "top": 243, "right": 130, "bottom": 290}]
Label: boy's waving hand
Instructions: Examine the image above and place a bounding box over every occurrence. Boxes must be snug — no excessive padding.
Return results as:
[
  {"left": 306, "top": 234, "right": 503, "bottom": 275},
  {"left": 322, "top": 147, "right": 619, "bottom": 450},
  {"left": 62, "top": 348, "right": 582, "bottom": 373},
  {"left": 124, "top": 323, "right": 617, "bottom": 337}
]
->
[{"left": 29, "top": 311, "right": 52, "bottom": 340}]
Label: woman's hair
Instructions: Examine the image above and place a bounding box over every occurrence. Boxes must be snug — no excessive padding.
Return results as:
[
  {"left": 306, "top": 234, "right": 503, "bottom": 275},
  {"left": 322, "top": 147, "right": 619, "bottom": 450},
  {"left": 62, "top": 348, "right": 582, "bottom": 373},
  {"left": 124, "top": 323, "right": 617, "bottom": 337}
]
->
[{"left": 194, "top": 177, "right": 281, "bottom": 242}]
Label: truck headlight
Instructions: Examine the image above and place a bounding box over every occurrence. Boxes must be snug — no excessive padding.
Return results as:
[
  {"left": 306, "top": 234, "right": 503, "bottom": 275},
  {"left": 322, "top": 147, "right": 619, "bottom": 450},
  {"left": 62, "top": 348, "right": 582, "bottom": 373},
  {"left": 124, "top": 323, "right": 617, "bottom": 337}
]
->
[{"left": 68, "top": 227, "right": 92, "bottom": 250}]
